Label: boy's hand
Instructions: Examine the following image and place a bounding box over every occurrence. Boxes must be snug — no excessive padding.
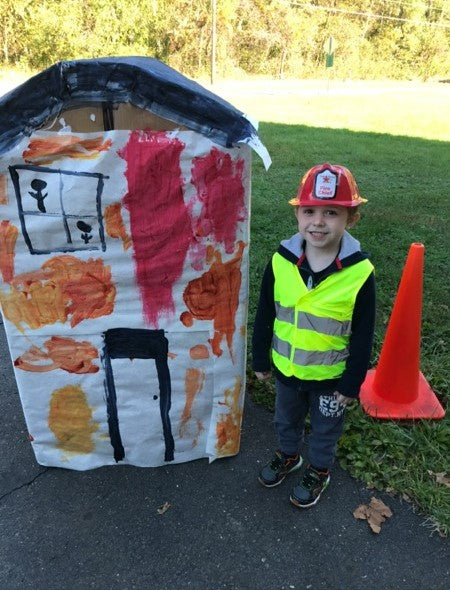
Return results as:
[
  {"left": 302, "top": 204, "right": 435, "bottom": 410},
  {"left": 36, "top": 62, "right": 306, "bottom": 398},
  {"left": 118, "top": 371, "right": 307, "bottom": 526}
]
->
[
  {"left": 335, "top": 392, "right": 354, "bottom": 406},
  {"left": 255, "top": 371, "right": 272, "bottom": 381}
]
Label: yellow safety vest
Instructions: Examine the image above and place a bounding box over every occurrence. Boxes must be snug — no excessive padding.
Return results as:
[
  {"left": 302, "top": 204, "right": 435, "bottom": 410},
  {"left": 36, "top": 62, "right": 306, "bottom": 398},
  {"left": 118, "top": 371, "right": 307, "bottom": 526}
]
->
[{"left": 272, "top": 252, "right": 374, "bottom": 381}]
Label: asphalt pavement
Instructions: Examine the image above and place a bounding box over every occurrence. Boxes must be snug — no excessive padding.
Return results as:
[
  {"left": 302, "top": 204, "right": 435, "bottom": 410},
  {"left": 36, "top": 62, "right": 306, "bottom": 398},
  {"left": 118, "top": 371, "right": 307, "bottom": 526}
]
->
[{"left": 0, "top": 317, "right": 449, "bottom": 590}]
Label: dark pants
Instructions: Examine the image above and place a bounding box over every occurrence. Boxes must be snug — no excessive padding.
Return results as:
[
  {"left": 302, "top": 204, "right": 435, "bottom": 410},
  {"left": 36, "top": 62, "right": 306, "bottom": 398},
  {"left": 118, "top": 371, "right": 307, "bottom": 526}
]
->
[{"left": 274, "top": 378, "right": 346, "bottom": 469}]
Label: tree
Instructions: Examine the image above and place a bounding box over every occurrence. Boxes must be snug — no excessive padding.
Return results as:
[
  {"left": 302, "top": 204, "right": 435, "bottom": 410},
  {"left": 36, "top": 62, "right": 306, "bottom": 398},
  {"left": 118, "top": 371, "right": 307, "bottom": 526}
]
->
[{"left": 1, "top": 0, "right": 449, "bottom": 80}]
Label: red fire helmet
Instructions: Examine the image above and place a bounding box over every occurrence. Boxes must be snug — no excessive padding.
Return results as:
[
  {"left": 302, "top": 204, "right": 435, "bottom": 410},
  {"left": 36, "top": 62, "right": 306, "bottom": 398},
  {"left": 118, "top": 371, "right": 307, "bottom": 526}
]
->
[{"left": 289, "top": 163, "right": 367, "bottom": 207}]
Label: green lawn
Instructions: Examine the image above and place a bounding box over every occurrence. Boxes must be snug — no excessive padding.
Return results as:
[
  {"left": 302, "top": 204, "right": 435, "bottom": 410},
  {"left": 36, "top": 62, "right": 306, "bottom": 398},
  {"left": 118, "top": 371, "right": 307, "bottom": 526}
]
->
[{"left": 220, "top": 81, "right": 450, "bottom": 536}]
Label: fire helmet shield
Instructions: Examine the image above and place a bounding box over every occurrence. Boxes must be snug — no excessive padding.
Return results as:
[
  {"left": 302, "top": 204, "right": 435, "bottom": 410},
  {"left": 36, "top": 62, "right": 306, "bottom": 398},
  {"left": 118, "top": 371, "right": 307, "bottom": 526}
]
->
[{"left": 314, "top": 169, "right": 337, "bottom": 200}]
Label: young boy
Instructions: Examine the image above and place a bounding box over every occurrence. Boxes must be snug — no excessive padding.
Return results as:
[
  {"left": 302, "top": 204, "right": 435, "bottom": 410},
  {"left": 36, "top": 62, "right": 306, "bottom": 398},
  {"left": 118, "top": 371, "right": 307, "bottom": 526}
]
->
[{"left": 252, "top": 163, "right": 376, "bottom": 508}]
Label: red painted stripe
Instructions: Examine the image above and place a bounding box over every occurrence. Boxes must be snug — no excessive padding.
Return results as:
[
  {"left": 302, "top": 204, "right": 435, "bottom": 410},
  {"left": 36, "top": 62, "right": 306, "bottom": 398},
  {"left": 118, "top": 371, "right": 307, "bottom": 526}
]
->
[{"left": 119, "top": 131, "right": 191, "bottom": 326}]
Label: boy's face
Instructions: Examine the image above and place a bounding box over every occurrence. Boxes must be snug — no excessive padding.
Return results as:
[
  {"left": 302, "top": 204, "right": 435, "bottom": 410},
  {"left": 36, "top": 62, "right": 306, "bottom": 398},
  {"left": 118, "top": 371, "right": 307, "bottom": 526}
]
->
[{"left": 295, "top": 206, "right": 359, "bottom": 253}]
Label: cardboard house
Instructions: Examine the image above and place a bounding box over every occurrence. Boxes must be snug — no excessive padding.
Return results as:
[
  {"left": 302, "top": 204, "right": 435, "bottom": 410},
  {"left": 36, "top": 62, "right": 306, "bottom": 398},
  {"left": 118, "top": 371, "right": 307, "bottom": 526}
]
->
[{"left": 0, "top": 57, "right": 270, "bottom": 470}]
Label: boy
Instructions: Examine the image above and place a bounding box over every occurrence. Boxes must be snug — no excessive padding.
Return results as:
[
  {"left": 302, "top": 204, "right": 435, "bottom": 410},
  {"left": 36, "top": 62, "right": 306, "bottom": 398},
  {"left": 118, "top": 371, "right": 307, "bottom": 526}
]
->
[{"left": 252, "top": 163, "right": 375, "bottom": 508}]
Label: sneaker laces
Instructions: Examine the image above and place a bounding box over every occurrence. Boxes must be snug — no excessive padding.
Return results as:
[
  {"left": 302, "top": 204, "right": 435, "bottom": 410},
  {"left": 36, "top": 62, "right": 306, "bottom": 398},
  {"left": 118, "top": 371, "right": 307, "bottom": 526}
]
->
[
  {"left": 303, "top": 467, "right": 326, "bottom": 490},
  {"left": 269, "top": 453, "right": 284, "bottom": 470}
]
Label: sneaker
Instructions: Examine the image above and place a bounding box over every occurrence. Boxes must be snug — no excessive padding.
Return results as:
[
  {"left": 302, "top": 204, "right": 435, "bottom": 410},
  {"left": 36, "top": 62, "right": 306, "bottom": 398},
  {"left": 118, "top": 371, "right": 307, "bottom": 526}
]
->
[
  {"left": 258, "top": 451, "right": 303, "bottom": 487},
  {"left": 290, "top": 465, "right": 330, "bottom": 508}
]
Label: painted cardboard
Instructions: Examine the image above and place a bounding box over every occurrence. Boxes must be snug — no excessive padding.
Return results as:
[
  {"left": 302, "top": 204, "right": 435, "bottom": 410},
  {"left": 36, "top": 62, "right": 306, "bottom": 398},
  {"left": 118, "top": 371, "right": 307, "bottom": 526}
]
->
[{"left": 0, "top": 75, "right": 266, "bottom": 469}]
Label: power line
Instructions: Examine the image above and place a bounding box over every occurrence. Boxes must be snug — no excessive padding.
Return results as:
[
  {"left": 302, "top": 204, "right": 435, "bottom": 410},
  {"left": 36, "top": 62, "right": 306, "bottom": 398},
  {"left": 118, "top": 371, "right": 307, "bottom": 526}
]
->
[
  {"left": 379, "top": 0, "right": 444, "bottom": 12},
  {"left": 287, "top": 1, "right": 450, "bottom": 28}
]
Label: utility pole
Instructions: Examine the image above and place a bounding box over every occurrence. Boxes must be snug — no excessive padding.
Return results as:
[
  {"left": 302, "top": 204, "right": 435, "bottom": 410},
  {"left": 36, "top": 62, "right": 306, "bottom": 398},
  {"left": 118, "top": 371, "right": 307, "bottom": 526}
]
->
[{"left": 211, "top": 0, "right": 217, "bottom": 84}]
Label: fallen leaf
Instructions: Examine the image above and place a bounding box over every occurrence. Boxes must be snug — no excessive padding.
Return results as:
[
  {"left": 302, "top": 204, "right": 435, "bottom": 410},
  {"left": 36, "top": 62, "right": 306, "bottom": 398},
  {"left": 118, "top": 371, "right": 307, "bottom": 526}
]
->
[
  {"left": 369, "top": 497, "right": 393, "bottom": 518},
  {"left": 369, "top": 521, "right": 381, "bottom": 534},
  {"left": 367, "top": 510, "right": 385, "bottom": 527},
  {"left": 353, "top": 497, "right": 393, "bottom": 533},
  {"left": 435, "top": 473, "right": 450, "bottom": 487},
  {"left": 353, "top": 505, "right": 368, "bottom": 520},
  {"left": 157, "top": 501, "right": 171, "bottom": 514},
  {"left": 428, "top": 470, "right": 450, "bottom": 488}
]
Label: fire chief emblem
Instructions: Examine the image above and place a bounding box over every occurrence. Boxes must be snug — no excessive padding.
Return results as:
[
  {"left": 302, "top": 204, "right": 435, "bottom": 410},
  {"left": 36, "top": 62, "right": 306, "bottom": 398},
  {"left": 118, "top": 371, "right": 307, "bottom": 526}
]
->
[{"left": 314, "top": 169, "right": 337, "bottom": 199}]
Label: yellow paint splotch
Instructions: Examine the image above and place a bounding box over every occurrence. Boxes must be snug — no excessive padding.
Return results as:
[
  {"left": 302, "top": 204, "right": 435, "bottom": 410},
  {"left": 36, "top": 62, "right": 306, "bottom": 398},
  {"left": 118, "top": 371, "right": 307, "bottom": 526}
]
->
[
  {"left": 48, "top": 385, "right": 99, "bottom": 454},
  {"left": 216, "top": 376, "right": 242, "bottom": 456}
]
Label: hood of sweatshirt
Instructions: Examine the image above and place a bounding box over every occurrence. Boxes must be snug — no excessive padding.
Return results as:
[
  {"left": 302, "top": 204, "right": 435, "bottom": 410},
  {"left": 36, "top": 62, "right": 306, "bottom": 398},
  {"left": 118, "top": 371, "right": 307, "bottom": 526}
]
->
[{"left": 279, "top": 230, "right": 362, "bottom": 261}]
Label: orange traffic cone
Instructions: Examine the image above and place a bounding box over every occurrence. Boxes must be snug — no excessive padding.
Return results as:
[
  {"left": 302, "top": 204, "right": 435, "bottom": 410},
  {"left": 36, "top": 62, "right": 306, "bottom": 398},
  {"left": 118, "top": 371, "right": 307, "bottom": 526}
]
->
[{"left": 360, "top": 243, "right": 445, "bottom": 419}]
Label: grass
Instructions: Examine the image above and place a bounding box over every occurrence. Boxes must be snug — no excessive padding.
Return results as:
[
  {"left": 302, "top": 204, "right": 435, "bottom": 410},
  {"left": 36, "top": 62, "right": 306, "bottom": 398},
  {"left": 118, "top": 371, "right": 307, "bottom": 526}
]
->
[{"left": 218, "top": 81, "right": 450, "bottom": 536}]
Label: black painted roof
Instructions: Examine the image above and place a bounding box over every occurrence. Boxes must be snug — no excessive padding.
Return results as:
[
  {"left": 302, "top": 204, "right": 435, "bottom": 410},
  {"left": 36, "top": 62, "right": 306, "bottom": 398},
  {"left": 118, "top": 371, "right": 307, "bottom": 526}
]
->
[{"left": 0, "top": 56, "right": 269, "bottom": 165}]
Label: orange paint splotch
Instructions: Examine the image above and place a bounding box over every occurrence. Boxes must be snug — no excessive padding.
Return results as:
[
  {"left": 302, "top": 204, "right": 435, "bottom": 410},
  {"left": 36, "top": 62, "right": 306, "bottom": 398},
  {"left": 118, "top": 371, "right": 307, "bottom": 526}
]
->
[
  {"left": 104, "top": 203, "right": 131, "bottom": 251},
  {"left": 189, "top": 344, "right": 210, "bottom": 360},
  {"left": 179, "top": 367, "right": 205, "bottom": 442},
  {"left": 0, "top": 220, "right": 18, "bottom": 283},
  {"left": 48, "top": 385, "right": 99, "bottom": 454},
  {"left": 0, "top": 175, "right": 7, "bottom": 204},
  {"left": 23, "top": 135, "right": 112, "bottom": 165},
  {"left": 167, "top": 351, "right": 177, "bottom": 360},
  {"left": 205, "top": 245, "right": 215, "bottom": 264},
  {"left": 180, "top": 311, "right": 193, "bottom": 327},
  {"left": 1, "top": 255, "right": 115, "bottom": 332},
  {"left": 192, "top": 418, "right": 205, "bottom": 448},
  {"left": 182, "top": 241, "right": 246, "bottom": 358},
  {"left": 216, "top": 376, "right": 243, "bottom": 456},
  {"left": 15, "top": 336, "right": 99, "bottom": 373}
]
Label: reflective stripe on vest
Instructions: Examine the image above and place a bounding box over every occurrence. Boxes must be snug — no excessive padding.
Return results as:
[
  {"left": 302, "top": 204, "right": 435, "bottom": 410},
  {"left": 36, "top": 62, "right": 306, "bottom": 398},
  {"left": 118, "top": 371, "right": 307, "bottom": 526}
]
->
[
  {"left": 272, "top": 334, "right": 349, "bottom": 366},
  {"left": 275, "top": 302, "right": 352, "bottom": 336},
  {"left": 271, "top": 252, "right": 374, "bottom": 381}
]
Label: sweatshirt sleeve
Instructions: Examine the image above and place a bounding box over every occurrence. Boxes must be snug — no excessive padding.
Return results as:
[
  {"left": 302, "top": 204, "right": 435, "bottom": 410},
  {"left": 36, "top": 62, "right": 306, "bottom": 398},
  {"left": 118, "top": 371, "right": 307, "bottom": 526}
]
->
[
  {"left": 336, "top": 271, "right": 376, "bottom": 398},
  {"left": 251, "top": 261, "right": 276, "bottom": 373}
]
